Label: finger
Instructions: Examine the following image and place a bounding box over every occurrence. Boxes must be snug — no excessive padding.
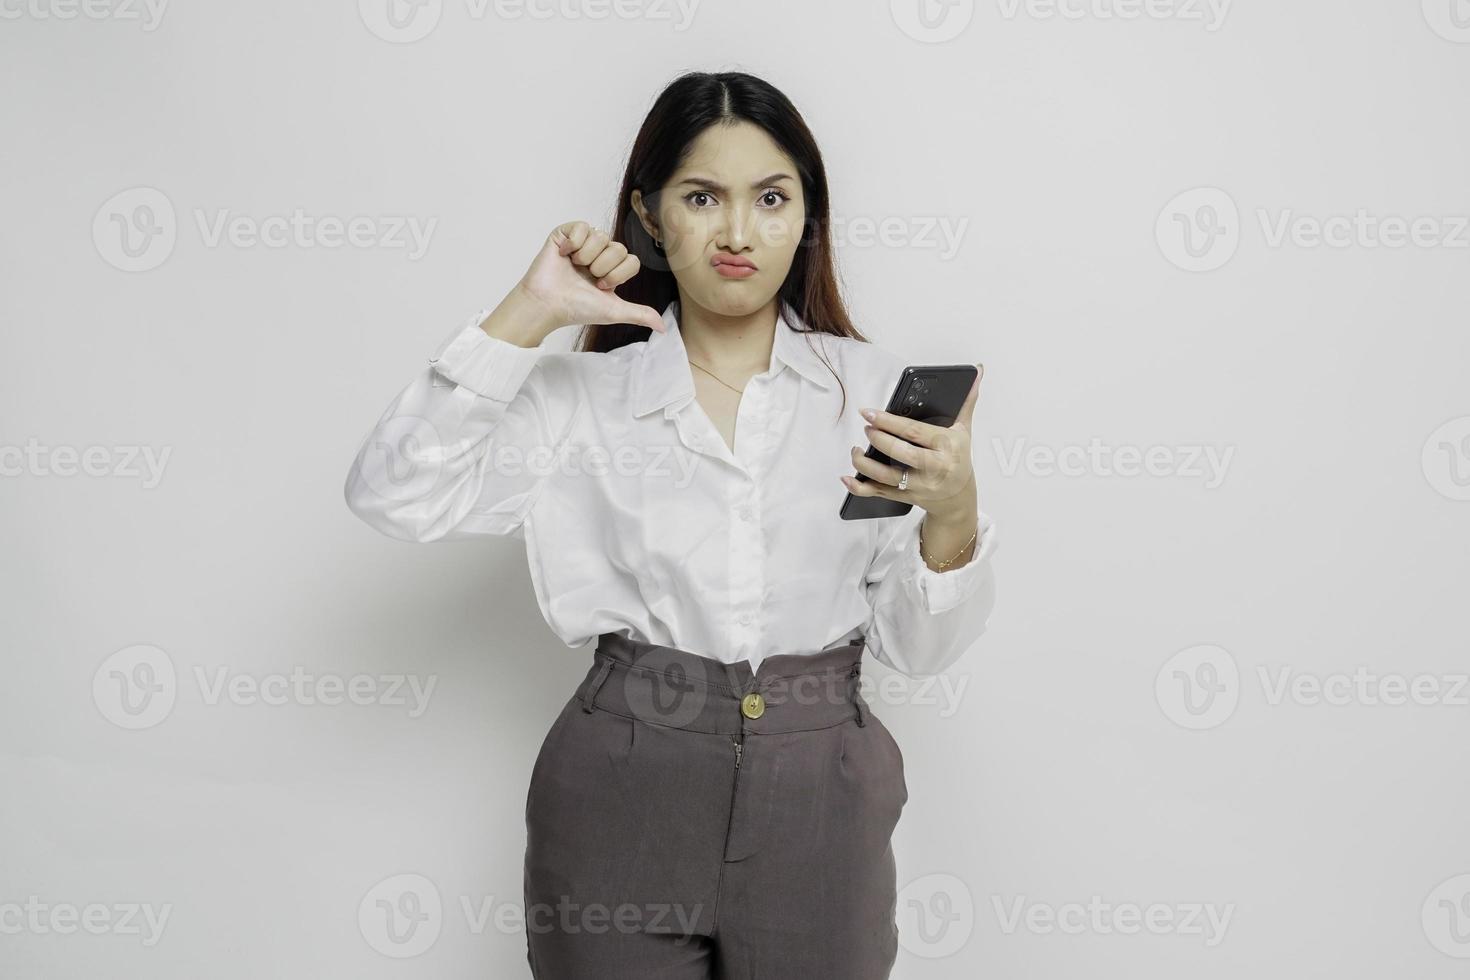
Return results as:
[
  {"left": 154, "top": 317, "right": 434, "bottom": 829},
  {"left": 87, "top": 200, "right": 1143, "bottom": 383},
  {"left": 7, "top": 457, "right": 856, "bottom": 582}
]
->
[
  {"left": 587, "top": 241, "right": 628, "bottom": 280},
  {"left": 840, "top": 473, "right": 894, "bottom": 499},
  {"left": 956, "top": 363, "right": 984, "bottom": 427},
  {"left": 571, "top": 229, "right": 610, "bottom": 267},
  {"left": 863, "top": 423, "right": 930, "bottom": 469},
  {"left": 553, "top": 221, "right": 589, "bottom": 255},
  {"left": 863, "top": 407, "right": 945, "bottom": 450},
  {"left": 594, "top": 253, "right": 641, "bottom": 289},
  {"left": 850, "top": 445, "right": 909, "bottom": 487}
]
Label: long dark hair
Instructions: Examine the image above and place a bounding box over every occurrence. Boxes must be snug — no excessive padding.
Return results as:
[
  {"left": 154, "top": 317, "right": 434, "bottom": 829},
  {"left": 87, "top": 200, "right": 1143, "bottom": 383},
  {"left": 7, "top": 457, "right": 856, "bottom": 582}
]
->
[{"left": 574, "top": 70, "right": 868, "bottom": 418}]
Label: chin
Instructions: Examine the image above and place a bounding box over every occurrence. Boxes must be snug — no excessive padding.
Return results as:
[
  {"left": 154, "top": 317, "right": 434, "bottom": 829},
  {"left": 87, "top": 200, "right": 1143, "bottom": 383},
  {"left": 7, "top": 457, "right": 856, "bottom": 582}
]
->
[{"left": 710, "top": 291, "right": 775, "bottom": 317}]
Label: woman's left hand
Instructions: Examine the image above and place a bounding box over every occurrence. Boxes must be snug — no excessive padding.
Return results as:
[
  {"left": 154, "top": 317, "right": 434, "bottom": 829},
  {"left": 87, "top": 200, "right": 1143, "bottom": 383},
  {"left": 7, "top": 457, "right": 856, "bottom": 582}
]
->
[{"left": 839, "top": 364, "right": 984, "bottom": 523}]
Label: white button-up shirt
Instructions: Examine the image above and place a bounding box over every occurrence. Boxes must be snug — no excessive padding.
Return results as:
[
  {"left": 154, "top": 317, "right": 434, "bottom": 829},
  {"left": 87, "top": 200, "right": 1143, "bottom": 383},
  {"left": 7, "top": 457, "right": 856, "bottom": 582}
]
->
[{"left": 344, "top": 299, "right": 998, "bottom": 677}]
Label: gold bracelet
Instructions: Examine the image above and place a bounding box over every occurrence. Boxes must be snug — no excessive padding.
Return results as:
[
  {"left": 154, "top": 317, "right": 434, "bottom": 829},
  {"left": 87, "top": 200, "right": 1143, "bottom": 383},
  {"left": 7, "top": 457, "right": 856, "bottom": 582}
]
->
[{"left": 922, "top": 523, "right": 979, "bottom": 569}]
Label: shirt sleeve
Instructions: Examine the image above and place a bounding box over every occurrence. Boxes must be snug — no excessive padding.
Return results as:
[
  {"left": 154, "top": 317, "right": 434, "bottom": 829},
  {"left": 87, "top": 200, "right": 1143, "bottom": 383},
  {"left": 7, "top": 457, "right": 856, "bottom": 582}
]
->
[
  {"left": 343, "top": 307, "right": 583, "bottom": 543},
  {"left": 862, "top": 508, "right": 998, "bottom": 677}
]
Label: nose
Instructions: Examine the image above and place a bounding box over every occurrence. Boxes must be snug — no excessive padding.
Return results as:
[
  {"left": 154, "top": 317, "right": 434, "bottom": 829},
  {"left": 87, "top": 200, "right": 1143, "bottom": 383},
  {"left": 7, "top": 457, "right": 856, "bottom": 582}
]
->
[{"left": 715, "top": 201, "right": 755, "bottom": 252}]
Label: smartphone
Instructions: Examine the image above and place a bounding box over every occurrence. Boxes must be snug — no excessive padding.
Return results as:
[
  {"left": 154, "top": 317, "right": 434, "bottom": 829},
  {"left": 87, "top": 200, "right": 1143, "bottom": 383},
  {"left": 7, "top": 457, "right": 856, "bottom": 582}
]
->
[{"left": 839, "top": 363, "right": 978, "bottom": 521}]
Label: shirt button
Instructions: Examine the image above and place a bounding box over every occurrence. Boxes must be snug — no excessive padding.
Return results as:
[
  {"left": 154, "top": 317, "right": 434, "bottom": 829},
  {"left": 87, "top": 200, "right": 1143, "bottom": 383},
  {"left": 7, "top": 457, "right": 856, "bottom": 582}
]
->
[
  {"left": 738, "top": 612, "right": 753, "bottom": 626},
  {"left": 737, "top": 506, "right": 752, "bottom": 521}
]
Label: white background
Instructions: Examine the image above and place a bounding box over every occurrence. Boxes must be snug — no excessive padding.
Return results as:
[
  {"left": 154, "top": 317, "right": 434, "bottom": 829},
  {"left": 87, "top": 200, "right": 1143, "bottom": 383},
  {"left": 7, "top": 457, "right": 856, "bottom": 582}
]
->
[{"left": 3, "top": 0, "right": 1469, "bottom": 976}]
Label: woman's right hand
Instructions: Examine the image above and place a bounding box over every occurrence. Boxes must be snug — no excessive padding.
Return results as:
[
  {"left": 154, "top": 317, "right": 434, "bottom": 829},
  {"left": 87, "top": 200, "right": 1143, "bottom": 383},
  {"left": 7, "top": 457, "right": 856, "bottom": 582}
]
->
[{"left": 513, "top": 220, "right": 666, "bottom": 340}]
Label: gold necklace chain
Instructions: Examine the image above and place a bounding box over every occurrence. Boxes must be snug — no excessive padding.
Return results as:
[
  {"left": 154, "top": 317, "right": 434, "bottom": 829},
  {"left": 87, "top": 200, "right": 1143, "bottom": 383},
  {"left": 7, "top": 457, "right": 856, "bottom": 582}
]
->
[{"left": 687, "top": 358, "right": 746, "bottom": 395}]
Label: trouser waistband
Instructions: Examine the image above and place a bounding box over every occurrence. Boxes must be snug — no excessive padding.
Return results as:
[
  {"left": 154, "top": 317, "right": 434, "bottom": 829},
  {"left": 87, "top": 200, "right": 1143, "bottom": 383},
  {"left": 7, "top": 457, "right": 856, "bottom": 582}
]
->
[{"left": 577, "top": 631, "right": 870, "bottom": 735}]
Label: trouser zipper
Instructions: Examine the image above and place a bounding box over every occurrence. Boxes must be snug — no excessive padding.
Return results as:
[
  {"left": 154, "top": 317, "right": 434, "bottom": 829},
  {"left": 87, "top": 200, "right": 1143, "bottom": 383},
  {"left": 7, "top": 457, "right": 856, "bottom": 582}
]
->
[
  {"left": 724, "top": 732, "right": 745, "bottom": 833},
  {"left": 713, "top": 729, "right": 747, "bottom": 927}
]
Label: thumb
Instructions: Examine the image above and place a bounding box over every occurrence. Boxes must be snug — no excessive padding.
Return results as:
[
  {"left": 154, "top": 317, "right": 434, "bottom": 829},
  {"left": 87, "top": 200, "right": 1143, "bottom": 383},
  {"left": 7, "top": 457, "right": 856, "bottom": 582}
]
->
[{"left": 604, "top": 300, "right": 666, "bottom": 334}]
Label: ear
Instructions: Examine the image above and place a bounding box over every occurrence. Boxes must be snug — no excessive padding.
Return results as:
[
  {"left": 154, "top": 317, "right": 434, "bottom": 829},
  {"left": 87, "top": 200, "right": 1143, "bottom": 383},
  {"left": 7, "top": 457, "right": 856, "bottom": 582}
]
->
[{"left": 629, "top": 189, "right": 660, "bottom": 244}]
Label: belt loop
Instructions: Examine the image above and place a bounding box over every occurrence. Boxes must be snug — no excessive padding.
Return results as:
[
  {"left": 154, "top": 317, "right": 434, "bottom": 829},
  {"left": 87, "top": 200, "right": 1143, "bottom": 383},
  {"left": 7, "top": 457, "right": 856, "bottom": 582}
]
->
[
  {"left": 849, "top": 665, "right": 867, "bottom": 726},
  {"left": 581, "top": 656, "right": 614, "bottom": 713}
]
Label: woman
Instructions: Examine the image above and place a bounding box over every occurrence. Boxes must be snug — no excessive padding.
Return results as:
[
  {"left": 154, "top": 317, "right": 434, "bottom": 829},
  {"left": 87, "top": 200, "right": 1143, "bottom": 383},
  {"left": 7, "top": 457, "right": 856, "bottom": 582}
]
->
[{"left": 344, "top": 70, "right": 998, "bottom": 979}]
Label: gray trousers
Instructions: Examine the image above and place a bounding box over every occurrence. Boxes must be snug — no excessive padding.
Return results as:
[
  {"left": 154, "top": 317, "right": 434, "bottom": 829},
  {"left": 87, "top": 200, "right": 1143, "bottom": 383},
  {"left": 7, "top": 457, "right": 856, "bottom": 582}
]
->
[{"left": 522, "top": 631, "right": 908, "bottom": 979}]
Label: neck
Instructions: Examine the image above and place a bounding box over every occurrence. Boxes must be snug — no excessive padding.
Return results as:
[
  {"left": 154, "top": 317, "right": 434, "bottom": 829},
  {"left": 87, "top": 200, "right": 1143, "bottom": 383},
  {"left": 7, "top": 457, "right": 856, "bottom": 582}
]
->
[{"left": 676, "top": 296, "right": 779, "bottom": 378}]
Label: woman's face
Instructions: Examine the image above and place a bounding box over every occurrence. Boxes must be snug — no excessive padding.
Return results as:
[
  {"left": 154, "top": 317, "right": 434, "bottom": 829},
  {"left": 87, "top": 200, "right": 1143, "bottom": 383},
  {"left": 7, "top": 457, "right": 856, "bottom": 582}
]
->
[{"left": 633, "top": 121, "right": 806, "bottom": 319}]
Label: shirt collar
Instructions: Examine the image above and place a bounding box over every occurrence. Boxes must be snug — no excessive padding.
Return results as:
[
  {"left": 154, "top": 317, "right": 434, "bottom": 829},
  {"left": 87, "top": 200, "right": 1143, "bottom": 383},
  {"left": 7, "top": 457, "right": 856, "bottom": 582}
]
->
[{"left": 632, "top": 298, "right": 835, "bottom": 418}]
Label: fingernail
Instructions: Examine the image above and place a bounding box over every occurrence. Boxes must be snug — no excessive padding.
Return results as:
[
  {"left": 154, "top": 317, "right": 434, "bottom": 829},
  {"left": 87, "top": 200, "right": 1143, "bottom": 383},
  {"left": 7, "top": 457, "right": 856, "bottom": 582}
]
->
[{"left": 860, "top": 408, "right": 875, "bottom": 421}]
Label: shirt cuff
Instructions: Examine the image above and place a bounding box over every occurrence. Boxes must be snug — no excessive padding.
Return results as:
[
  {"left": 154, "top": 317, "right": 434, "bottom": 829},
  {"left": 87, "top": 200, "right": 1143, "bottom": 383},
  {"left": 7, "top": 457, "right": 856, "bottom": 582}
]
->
[
  {"left": 427, "top": 307, "right": 546, "bottom": 401},
  {"left": 901, "top": 511, "right": 997, "bottom": 614}
]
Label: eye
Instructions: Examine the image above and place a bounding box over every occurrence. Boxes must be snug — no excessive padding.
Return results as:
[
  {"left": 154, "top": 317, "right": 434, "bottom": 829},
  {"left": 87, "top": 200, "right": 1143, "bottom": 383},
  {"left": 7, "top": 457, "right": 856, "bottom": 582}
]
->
[
  {"left": 759, "top": 189, "right": 791, "bottom": 208},
  {"left": 684, "top": 191, "right": 716, "bottom": 208}
]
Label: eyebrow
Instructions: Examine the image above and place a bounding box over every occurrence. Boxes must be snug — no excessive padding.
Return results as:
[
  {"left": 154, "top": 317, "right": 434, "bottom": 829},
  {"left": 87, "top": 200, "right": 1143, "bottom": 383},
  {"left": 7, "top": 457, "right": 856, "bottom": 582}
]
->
[{"left": 674, "top": 173, "right": 795, "bottom": 193}]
